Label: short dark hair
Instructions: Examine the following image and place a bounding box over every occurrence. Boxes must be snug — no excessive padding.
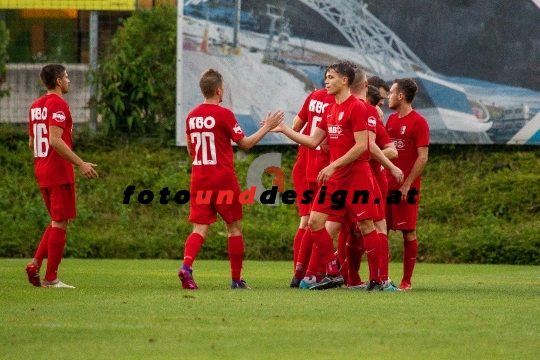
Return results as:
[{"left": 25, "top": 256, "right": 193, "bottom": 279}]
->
[
  {"left": 393, "top": 78, "right": 418, "bottom": 103},
  {"left": 367, "top": 75, "right": 390, "bottom": 92},
  {"left": 366, "top": 85, "right": 381, "bottom": 106},
  {"left": 326, "top": 61, "right": 356, "bottom": 86},
  {"left": 40, "top": 64, "right": 66, "bottom": 90},
  {"left": 349, "top": 67, "right": 367, "bottom": 94},
  {"left": 199, "top": 69, "right": 224, "bottom": 98}
]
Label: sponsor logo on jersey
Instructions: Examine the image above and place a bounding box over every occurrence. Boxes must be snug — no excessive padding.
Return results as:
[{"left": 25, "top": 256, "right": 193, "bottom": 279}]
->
[
  {"left": 233, "top": 123, "right": 243, "bottom": 134},
  {"left": 368, "top": 116, "right": 377, "bottom": 127},
  {"left": 400, "top": 126, "right": 407, "bottom": 134},
  {"left": 52, "top": 111, "right": 66, "bottom": 122},
  {"left": 328, "top": 125, "right": 343, "bottom": 135},
  {"left": 393, "top": 139, "right": 405, "bottom": 149}
]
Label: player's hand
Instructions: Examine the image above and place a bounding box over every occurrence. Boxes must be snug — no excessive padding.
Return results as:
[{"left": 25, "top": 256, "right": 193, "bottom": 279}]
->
[
  {"left": 398, "top": 183, "right": 410, "bottom": 202},
  {"left": 262, "top": 110, "right": 284, "bottom": 131},
  {"left": 78, "top": 162, "right": 98, "bottom": 179},
  {"left": 317, "top": 165, "right": 335, "bottom": 184},
  {"left": 390, "top": 165, "right": 404, "bottom": 184}
]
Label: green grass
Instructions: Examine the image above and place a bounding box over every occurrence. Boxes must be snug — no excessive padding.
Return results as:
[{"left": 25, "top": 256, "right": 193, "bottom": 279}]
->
[{"left": 1, "top": 259, "right": 539, "bottom": 359}]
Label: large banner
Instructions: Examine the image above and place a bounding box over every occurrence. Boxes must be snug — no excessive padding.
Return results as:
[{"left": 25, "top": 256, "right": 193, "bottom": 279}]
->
[
  {"left": 177, "top": 0, "right": 540, "bottom": 145},
  {"left": 0, "top": 0, "right": 135, "bottom": 10}
]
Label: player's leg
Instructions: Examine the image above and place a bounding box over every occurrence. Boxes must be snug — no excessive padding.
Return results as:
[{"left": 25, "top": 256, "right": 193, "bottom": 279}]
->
[
  {"left": 179, "top": 223, "right": 209, "bottom": 290},
  {"left": 400, "top": 229, "right": 417, "bottom": 291},
  {"left": 26, "top": 224, "right": 52, "bottom": 287},
  {"left": 225, "top": 220, "right": 250, "bottom": 289},
  {"left": 290, "top": 215, "right": 309, "bottom": 287},
  {"left": 41, "top": 184, "right": 76, "bottom": 289},
  {"left": 357, "top": 218, "right": 383, "bottom": 290},
  {"left": 308, "top": 211, "right": 343, "bottom": 290}
]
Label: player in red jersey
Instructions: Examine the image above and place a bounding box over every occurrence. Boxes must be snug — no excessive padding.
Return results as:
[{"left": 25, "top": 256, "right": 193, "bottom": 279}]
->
[
  {"left": 367, "top": 75, "right": 390, "bottom": 108},
  {"left": 272, "top": 61, "right": 389, "bottom": 290},
  {"left": 333, "top": 68, "right": 402, "bottom": 291},
  {"left": 26, "top": 64, "right": 99, "bottom": 289},
  {"left": 289, "top": 88, "right": 334, "bottom": 288},
  {"left": 179, "top": 69, "right": 284, "bottom": 290},
  {"left": 385, "top": 78, "right": 430, "bottom": 291}
]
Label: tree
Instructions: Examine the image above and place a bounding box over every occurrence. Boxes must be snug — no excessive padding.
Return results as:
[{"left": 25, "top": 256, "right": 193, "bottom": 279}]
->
[
  {"left": 0, "top": 21, "right": 10, "bottom": 101},
  {"left": 91, "top": 5, "right": 177, "bottom": 138}
]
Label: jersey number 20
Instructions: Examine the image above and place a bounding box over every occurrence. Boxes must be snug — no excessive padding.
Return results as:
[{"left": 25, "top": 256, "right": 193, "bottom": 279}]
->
[{"left": 190, "top": 132, "right": 217, "bottom": 165}]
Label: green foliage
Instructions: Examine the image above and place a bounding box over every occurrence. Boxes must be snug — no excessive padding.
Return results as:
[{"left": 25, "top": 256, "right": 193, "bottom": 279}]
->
[
  {"left": 0, "top": 20, "right": 10, "bottom": 100},
  {"left": 91, "top": 6, "right": 177, "bottom": 139},
  {"left": 1, "top": 124, "right": 539, "bottom": 264}
]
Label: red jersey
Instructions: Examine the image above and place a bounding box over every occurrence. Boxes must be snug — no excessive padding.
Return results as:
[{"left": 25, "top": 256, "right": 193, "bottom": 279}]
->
[
  {"left": 186, "top": 104, "right": 245, "bottom": 192},
  {"left": 385, "top": 110, "right": 430, "bottom": 188},
  {"left": 317, "top": 95, "right": 374, "bottom": 183},
  {"left": 371, "top": 120, "right": 393, "bottom": 179},
  {"left": 297, "top": 89, "right": 334, "bottom": 182},
  {"left": 28, "top": 93, "right": 74, "bottom": 188}
]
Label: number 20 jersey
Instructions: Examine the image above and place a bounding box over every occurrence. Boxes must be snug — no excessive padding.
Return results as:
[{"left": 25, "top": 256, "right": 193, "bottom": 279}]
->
[
  {"left": 28, "top": 93, "right": 74, "bottom": 188},
  {"left": 186, "top": 104, "right": 245, "bottom": 192}
]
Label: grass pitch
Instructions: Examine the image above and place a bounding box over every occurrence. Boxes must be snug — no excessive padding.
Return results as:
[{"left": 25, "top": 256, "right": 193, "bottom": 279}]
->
[{"left": 1, "top": 259, "right": 539, "bottom": 359}]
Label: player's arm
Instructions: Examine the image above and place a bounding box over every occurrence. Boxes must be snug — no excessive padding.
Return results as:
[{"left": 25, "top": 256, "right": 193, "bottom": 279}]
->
[
  {"left": 381, "top": 142, "right": 397, "bottom": 160},
  {"left": 237, "top": 110, "right": 284, "bottom": 151},
  {"left": 49, "top": 125, "right": 98, "bottom": 179},
  {"left": 291, "top": 115, "right": 306, "bottom": 132},
  {"left": 186, "top": 134, "right": 192, "bottom": 156},
  {"left": 317, "top": 130, "right": 368, "bottom": 183},
  {"left": 272, "top": 122, "right": 326, "bottom": 149},
  {"left": 399, "top": 146, "right": 429, "bottom": 200},
  {"left": 369, "top": 132, "right": 403, "bottom": 183}
]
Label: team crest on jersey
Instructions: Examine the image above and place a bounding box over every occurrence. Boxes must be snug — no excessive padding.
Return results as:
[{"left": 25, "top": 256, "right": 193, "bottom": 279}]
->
[
  {"left": 367, "top": 116, "right": 377, "bottom": 127},
  {"left": 400, "top": 126, "right": 406, "bottom": 134},
  {"left": 52, "top": 111, "right": 66, "bottom": 122},
  {"left": 338, "top": 112, "right": 344, "bottom": 121},
  {"left": 233, "top": 123, "right": 243, "bottom": 134}
]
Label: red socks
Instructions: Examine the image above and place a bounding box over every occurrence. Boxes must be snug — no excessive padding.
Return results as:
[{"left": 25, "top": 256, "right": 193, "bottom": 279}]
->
[
  {"left": 294, "top": 230, "right": 313, "bottom": 279},
  {"left": 34, "top": 225, "right": 52, "bottom": 268},
  {"left": 403, "top": 239, "right": 418, "bottom": 284},
  {"left": 310, "top": 228, "right": 339, "bottom": 276},
  {"left": 379, "top": 233, "right": 390, "bottom": 282},
  {"left": 44, "top": 227, "right": 67, "bottom": 282},
  {"left": 228, "top": 236, "right": 244, "bottom": 282},
  {"left": 292, "top": 228, "right": 306, "bottom": 271},
  {"left": 183, "top": 233, "right": 205, "bottom": 268},
  {"left": 346, "top": 233, "right": 364, "bottom": 286},
  {"left": 362, "top": 230, "right": 382, "bottom": 283}
]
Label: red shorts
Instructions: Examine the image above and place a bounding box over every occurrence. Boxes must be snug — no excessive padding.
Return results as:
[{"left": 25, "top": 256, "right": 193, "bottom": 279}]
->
[
  {"left": 188, "top": 187, "right": 243, "bottom": 225},
  {"left": 40, "top": 183, "right": 77, "bottom": 222},
  {"left": 371, "top": 179, "right": 385, "bottom": 222},
  {"left": 311, "top": 178, "right": 378, "bottom": 223},
  {"left": 292, "top": 160, "right": 311, "bottom": 217},
  {"left": 375, "top": 175, "right": 388, "bottom": 205},
  {"left": 386, "top": 186, "right": 421, "bottom": 231}
]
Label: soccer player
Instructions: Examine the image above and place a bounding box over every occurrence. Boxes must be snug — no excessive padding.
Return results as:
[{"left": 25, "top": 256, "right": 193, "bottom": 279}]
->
[
  {"left": 289, "top": 87, "right": 334, "bottom": 288},
  {"left": 179, "top": 69, "right": 284, "bottom": 290},
  {"left": 385, "top": 78, "right": 430, "bottom": 291},
  {"left": 367, "top": 75, "right": 390, "bottom": 108},
  {"left": 338, "top": 68, "right": 403, "bottom": 291},
  {"left": 26, "top": 64, "right": 99, "bottom": 289},
  {"left": 272, "top": 61, "right": 386, "bottom": 291}
]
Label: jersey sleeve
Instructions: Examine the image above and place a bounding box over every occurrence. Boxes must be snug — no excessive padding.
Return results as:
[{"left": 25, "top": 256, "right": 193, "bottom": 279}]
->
[
  {"left": 366, "top": 105, "right": 378, "bottom": 134},
  {"left": 48, "top": 99, "right": 69, "bottom": 129},
  {"left": 224, "top": 109, "right": 245, "bottom": 143},
  {"left": 297, "top": 91, "right": 314, "bottom": 122},
  {"left": 414, "top": 115, "right": 430, "bottom": 148},
  {"left": 375, "top": 121, "right": 392, "bottom": 148}
]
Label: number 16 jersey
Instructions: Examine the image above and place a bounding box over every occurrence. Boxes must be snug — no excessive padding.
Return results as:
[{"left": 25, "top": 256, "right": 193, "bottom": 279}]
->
[
  {"left": 28, "top": 93, "right": 74, "bottom": 188},
  {"left": 186, "top": 104, "right": 245, "bottom": 192}
]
